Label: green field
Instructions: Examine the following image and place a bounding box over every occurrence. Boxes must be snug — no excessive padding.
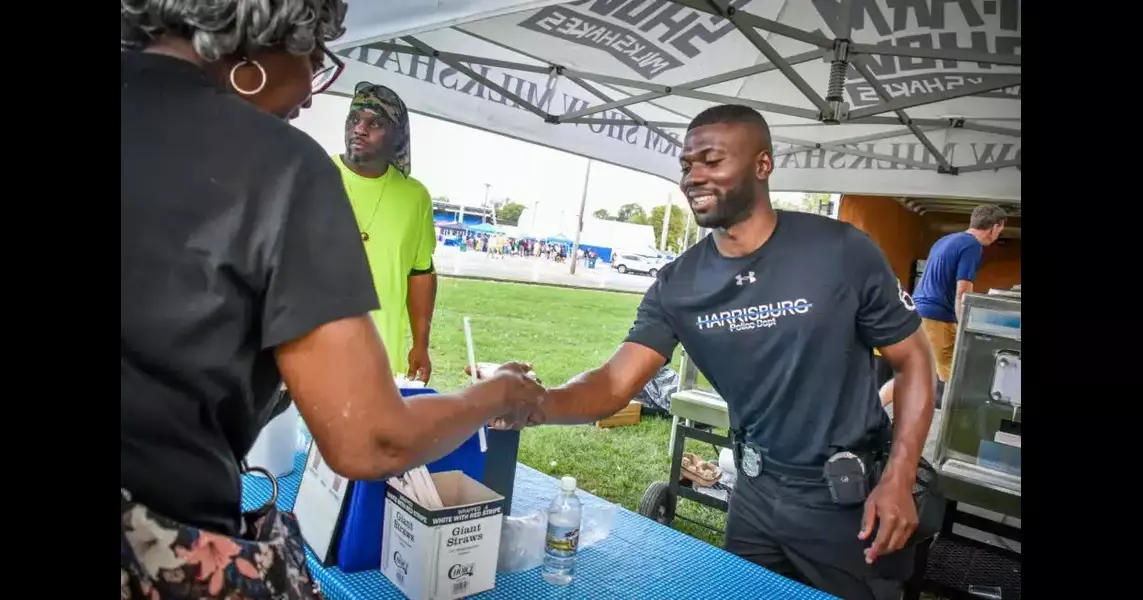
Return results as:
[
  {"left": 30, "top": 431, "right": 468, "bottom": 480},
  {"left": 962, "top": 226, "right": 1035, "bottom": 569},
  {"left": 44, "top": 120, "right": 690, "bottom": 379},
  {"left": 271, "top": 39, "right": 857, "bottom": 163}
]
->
[{"left": 424, "top": 277, "right": 727, "bottom": 545}]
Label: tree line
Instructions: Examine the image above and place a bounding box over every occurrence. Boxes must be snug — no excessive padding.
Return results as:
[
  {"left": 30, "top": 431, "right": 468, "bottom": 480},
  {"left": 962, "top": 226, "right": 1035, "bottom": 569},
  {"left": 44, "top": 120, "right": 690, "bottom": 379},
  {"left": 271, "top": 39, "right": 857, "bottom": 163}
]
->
[{"left": 434, "top": 193, "right": 834, "bottom": 254}]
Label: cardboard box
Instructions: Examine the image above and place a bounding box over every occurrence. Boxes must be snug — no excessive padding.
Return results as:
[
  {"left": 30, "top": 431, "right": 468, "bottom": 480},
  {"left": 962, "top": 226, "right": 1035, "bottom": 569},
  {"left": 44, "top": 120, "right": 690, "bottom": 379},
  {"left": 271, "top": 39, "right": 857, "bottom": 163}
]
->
[
  {"left": 381, "top": 471, "right": 504, "bottom": 600},
  {"left": 595, "top": 400, "right": 642, "bottom": 428}
]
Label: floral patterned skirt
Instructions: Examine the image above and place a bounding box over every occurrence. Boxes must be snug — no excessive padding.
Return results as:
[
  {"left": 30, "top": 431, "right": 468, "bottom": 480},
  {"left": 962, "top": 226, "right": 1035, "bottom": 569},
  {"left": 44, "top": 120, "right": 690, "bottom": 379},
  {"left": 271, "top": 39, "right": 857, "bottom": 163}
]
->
[{"left": 120, "top": 490, "right": 324, "bottom": 599}]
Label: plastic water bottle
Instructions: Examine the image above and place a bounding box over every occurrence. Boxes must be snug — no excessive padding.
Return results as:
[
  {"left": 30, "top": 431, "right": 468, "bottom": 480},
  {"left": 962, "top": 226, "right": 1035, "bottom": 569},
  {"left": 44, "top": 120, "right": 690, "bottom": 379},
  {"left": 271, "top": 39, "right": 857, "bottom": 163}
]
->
[{"left": 542, "top": 476, "right": 582, "bottom": 585}]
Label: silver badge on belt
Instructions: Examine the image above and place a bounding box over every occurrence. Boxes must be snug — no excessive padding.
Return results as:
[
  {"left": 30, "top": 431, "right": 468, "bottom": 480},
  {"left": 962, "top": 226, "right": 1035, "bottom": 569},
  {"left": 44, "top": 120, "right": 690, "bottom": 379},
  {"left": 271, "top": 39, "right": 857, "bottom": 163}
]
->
[{"left": 741, "top": 445, "right": 761, "bottom": 477}]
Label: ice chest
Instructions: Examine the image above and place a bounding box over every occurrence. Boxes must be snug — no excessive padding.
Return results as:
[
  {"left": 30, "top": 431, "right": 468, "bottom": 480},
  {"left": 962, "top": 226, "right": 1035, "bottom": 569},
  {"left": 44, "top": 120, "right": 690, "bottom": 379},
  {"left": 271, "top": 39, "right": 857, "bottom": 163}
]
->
[
  {"left": 296, "top": 387, "right": 489, "bottom": 573},
  {"left": 381, "top": 471, "right": 505, "bottom": 600}
]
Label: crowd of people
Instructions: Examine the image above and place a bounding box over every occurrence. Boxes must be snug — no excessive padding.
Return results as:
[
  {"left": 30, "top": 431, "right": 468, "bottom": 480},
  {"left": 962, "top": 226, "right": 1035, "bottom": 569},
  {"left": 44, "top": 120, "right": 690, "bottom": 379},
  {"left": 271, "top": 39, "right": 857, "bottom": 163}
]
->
[{"left": 448, "top": 230, "right": 600, "bottom": 265}]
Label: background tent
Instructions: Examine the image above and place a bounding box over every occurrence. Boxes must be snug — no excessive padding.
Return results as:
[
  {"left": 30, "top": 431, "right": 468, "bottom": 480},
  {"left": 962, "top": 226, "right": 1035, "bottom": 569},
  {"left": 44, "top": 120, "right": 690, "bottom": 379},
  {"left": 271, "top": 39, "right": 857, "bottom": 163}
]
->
[
  {"left": 544, "top": 234, "right": 574, "bottom": 245},
  {"left": 468, "top": 222, "right": 504, "bottom": 235},
  {"left": 304, "top": 0, "right": 1020, "bottom": 213}
]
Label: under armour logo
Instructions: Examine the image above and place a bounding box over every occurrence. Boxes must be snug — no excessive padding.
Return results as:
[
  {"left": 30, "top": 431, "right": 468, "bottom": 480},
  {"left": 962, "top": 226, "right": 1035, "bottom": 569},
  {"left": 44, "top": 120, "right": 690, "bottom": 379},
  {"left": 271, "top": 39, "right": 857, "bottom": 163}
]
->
[
  {"left": 735, "top": 271, "right": 757, "bottom": 286},
  {"left": 897, "top": 279, "right": 916, "bottom": 311}
]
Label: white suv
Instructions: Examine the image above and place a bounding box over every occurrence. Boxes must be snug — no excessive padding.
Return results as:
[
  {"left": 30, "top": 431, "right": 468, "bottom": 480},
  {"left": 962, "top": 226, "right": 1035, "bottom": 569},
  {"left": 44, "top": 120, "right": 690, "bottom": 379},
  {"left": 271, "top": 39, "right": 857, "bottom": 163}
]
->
[{"left": 611, "top": 253, "right": 663, "bottom": 277}]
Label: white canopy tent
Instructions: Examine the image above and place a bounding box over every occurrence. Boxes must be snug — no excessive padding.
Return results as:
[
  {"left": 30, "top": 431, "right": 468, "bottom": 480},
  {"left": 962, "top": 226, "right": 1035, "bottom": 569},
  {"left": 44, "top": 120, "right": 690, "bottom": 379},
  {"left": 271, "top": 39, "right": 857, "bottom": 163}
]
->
[{"left": 323, "top": 0, "right": 1020, "bottom": 213}]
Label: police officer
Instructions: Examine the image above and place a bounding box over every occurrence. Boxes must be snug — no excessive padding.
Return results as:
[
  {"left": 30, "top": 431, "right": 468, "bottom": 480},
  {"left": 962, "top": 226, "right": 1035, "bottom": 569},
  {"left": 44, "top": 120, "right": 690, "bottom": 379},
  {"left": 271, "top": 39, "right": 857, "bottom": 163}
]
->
[{"left": 488, "top": 105, "right": 937, "bottom": 600}]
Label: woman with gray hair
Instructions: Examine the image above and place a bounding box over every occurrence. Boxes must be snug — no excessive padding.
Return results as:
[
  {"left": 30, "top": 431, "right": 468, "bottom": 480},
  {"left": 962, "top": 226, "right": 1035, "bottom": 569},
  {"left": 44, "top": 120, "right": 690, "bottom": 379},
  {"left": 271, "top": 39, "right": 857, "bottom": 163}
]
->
[{"left": 121, "top": 2, "right": 545, "bottom": 598}]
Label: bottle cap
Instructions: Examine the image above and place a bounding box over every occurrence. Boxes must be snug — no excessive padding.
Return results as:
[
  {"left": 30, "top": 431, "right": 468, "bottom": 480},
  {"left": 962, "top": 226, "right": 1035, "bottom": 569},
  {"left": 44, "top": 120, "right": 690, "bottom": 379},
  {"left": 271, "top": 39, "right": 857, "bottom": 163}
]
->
[{"left": 560, "top": 476, "right": 576, "bottom": 492}]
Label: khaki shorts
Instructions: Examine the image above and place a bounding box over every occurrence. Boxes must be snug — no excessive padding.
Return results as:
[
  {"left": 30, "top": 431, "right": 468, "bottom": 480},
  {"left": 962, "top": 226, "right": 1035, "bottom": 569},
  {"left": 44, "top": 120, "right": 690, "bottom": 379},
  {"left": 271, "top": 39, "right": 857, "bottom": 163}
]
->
[{"left": 921, "top": 318, "right": 958, "bottom": 382}]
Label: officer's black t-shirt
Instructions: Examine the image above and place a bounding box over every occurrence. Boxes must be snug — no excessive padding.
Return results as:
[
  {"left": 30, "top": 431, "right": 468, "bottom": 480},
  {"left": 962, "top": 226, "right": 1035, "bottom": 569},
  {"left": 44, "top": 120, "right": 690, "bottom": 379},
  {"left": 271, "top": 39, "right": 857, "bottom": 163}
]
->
[
  {"left": 121, "top": 52, "right": 380, "bottom": 535},
  {"left": 625, "top": 211, "right": 920, "bottom": 467}
]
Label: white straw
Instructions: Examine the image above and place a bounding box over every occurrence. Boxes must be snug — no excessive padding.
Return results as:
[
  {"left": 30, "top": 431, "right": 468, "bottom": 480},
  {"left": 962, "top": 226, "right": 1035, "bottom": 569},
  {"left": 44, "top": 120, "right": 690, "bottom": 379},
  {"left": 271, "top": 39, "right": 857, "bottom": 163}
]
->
[
  {"left": 411, "top": 467, "right": 444, "bottom": 509},
  {"left": 463, "top": 316, "right": 479, "bottom": 385},
  {"left": 463, "top": 316, "right": 489, "bottom": 453},
  {"left": 389, "top": 468, "right": 444, "bottom": 509}
]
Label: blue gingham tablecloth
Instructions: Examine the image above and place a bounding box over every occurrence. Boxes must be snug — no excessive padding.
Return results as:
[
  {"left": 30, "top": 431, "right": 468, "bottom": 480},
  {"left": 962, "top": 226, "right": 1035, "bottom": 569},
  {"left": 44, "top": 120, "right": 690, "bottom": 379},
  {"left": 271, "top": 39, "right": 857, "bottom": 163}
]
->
[{"left": 242, "top": 452, "right": 835, "bottom": 599}]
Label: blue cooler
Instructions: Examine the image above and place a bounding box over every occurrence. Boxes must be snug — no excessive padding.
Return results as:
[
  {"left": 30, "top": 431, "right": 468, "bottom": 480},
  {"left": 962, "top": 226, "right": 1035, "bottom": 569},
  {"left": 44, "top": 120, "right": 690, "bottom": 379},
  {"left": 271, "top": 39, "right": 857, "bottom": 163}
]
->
[
  {"left": 483, "top": 428, "right": 520, "bottom": 515},
  {"left": 333, "top": 387, "right": 487, "bottom": 572}
]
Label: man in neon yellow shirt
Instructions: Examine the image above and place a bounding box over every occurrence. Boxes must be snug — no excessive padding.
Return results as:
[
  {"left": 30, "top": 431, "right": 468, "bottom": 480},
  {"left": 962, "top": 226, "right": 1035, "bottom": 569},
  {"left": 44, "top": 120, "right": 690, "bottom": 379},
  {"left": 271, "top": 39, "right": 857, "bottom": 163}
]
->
[{"left": 334, "top": 82, "right": 437, "bottom": 381}]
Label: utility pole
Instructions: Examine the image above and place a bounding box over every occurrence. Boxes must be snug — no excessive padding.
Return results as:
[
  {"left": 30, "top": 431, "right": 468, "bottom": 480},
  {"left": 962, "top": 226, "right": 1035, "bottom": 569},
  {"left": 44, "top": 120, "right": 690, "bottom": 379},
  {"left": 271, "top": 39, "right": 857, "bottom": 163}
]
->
[
  {"left": 483, "top": 183, "right": 492, "bottom": 224},
  {"left": 681, "top": 209, "right": 693, "bottom": 251},
  {"left": 569, "top": 159, "right": 593, "bottom": 275},
  {"left": 530, "top": 200, "right": 539, "bottom": 232},
  {"left": 658, "top": 192, "right": 672, "bottom": 251}
]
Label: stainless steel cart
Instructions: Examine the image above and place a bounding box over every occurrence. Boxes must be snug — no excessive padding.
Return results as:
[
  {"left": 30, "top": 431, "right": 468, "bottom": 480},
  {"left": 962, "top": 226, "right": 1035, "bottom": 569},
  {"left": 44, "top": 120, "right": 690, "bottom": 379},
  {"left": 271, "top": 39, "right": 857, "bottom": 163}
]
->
[{"left": 637, "top": 387, "right": 733, "bottom": 537}]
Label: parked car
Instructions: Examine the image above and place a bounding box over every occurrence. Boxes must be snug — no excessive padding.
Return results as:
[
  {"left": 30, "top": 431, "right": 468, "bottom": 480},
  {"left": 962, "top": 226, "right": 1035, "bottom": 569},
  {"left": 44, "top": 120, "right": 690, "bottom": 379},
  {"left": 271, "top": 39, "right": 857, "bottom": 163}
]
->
[{"left": 611, "top": 253, "right": 663, "bottom": 276}]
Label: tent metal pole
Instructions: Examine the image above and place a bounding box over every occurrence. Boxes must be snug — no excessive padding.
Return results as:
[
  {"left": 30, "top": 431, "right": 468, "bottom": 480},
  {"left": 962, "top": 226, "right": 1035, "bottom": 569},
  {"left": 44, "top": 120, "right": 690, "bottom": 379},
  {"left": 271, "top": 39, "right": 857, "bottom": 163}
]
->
[
  {"left": 772, "top": 136, "right": 938, "bottom": 171},
  {"left": 716, "top": 0, "right": 830, "bottom": 115},
  {"left": 668, "top": 89, "right": 821, "bottom": 120},
  {"left": 559, "top": 68, "right": 822, "bottom": 121},
  {"left": 808, "top": 13, "right": 1010, "bottom": 173},
  {"left": 771, "top": 127, "right": 938, "bottom": 158},
  {"left": 834, "top": 0, "right": 855, "bottom": 40},
  {"left": 844, "top": 116, "right": 1022, "bottom": 138},
  {"left": 670, "top": 0, "right": 832, "bottom": 49},
  {"left": 564, "top": 75, "right": 681, "bottom": 148},
  {"left": 846, "top": 62, "right": 955, "bottom": 171},
  {"left": 558, "top": 92, "right": 670, "bottom": 122},
  {"left": 560, "top": 118, "right": 690, "bottom": 129},
  {"left": 952, "top": 122, "right": 1022, "bottom": 138},
  {"left": 848, "top": 75, "right": 1022, "bottom": 120},
  {"left": 557, "top": 50, "right": 822, "bottom": 121},
  {"left": 676, "top": 223, "right": 708, "bottom": 404},
  {"left": 848, "top": 43, "right": 1021, "bottom": 67},
  {"left": 849, "top": 116, "right": 1016, "bottom": 128},
  {"left": 401, "top": 36, "right": 552, "bottom": 120},
  {"left": 673, "top": 0, "right": 1019, "bottom": 66},
  {"left": 366, "top": 34, "right": 820, "bottom": 123},
  {"left": 956, "top": 159, "right": 1021, "bottom": 174},
  {"left": 452, "top": 27, "right": 695, "bottom": 120},
  {"left": 357, "top": 41, "right": 552, "bottom": 75}
]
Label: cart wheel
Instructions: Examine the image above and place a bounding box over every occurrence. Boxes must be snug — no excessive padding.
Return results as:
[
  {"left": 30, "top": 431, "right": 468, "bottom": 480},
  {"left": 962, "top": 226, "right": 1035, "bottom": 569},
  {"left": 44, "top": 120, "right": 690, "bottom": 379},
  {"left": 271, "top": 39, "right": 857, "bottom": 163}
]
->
[{"left": 638, "top": 481, "right": 676, "bottom": 526}]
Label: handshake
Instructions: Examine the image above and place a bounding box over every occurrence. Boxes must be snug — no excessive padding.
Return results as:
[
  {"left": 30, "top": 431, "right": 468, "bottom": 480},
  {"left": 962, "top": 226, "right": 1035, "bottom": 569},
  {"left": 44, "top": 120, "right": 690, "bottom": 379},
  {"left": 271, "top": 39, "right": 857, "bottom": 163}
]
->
[{"left": 465, "top": 362, "right": 548, "bottom": 431}]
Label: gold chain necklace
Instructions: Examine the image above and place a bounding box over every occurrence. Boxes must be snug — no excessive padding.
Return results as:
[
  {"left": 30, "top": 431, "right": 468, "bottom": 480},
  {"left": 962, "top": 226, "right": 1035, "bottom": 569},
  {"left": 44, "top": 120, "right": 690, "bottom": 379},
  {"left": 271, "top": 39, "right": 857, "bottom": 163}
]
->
[{"left": 356, "top": 177, "right": 390, "bottom": 243}]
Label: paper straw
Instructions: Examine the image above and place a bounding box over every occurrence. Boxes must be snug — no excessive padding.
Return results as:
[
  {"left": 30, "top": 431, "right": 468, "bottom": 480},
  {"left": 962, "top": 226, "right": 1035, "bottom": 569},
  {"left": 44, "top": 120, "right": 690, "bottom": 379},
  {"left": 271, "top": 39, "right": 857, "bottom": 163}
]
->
[
  {"left": 463, "top": 316, "right": 489, "bottom": 453},
  {"left": 411, "top": 467, "right": 443, "bottom": 509}
]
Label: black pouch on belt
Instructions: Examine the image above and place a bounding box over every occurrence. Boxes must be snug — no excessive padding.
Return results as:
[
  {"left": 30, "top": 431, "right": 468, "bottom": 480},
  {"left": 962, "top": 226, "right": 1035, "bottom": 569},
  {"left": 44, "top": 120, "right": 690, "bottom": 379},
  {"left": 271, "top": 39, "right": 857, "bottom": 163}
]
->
[{"left": 823, "top": 451, "right": 869, "bottom": 506}]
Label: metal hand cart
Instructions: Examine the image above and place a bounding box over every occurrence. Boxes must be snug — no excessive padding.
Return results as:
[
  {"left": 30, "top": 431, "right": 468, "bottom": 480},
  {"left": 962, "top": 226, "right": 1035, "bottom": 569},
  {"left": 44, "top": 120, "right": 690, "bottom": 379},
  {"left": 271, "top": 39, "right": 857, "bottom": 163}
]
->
[{"left": 637, "top": 352, "right": 735, "bottom": 538}]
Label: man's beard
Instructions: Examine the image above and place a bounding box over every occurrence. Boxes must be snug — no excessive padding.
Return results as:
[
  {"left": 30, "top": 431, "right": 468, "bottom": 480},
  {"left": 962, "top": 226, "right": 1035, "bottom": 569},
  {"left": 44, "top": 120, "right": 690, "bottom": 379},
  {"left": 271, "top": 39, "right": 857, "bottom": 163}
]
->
[
  {"left": 344, "top": 144, "right": 382, "bottom": 165},
  {"left": 693, "top": 183, "right": 755, "bottom": 229}
]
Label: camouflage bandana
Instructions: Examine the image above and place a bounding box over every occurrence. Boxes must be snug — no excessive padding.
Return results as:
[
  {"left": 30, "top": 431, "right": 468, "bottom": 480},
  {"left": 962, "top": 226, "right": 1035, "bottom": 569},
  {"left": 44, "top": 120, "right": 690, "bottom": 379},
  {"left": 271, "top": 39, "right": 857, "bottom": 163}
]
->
[{"left": 351, "top": 82, "right": 411, "bottom": 176}]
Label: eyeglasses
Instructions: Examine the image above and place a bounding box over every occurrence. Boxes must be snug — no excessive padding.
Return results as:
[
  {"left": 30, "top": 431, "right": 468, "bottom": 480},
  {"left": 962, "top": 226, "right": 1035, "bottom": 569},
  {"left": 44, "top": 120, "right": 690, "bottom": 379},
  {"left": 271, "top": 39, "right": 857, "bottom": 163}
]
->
[{"left": 312, "top": 45, "right": 345, "bottom": 95}]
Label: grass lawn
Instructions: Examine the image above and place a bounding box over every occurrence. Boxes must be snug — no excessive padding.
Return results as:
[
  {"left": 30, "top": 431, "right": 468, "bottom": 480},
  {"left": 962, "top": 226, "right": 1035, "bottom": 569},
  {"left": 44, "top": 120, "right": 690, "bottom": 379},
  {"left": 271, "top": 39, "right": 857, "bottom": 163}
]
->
[{"left": 423, "top": 277, "right": 727, "bottom": 545}]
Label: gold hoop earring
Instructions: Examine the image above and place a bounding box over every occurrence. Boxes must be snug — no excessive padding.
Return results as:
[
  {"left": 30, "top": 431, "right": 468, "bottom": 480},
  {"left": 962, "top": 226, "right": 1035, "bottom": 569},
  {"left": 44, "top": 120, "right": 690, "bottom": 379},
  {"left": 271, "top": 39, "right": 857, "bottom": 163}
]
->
[{"left": 229, "top": 60, "right": 267, "bottom": 96}]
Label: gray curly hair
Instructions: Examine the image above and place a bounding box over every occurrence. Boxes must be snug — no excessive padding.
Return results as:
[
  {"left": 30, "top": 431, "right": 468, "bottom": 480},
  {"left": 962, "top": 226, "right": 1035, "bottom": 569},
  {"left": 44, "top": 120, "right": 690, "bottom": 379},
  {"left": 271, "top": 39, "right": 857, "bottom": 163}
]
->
[{"left": 121, "top": 0, "right": 348, "bottom": 62}]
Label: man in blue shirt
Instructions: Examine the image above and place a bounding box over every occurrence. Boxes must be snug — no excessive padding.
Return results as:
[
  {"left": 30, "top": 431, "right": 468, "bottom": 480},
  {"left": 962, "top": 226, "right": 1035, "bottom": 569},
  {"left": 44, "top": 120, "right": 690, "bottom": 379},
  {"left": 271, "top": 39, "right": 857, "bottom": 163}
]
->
[{"left": 880, "top": 205, "right": 1005, "bottom": 409}]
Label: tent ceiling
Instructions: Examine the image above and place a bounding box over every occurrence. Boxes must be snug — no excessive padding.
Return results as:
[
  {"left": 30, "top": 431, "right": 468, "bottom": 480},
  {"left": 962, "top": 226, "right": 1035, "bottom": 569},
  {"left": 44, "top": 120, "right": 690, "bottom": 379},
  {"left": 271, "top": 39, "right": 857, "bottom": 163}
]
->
[
  {"left": 327, "top": 0, "right": 1020, "bottom": 201},
  {"left": 897, "top": 196, "right": 1020, "bottom": 217},
  {"left": 894, "top": 196, "right": 1022, "bottom": 239}
]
